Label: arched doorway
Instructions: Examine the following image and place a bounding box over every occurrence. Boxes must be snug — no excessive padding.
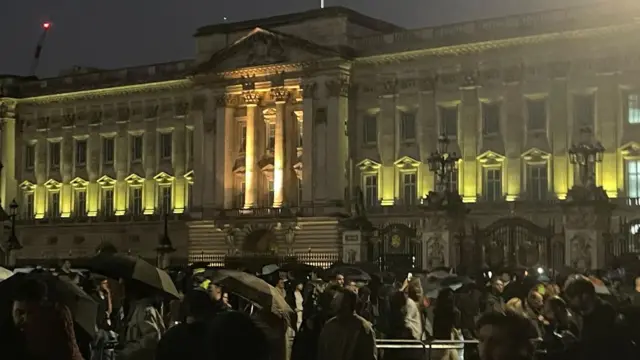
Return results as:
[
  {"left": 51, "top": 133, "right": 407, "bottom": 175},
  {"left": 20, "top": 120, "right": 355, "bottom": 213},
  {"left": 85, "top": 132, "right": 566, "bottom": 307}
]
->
[{"left": 242, "top": 228, "right": 278, "bottom": 254}]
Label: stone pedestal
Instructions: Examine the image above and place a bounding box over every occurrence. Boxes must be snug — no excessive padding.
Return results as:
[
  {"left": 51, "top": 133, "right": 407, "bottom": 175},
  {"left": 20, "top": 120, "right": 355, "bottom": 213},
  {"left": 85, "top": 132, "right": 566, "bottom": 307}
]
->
[
  {"left": 561, "top": 185, "right": 613, "bottom": 271},
  {"left": 419, "top": 191, "right": 468, "bottom": 271},
  {"left": 342, "top": 230, "right": 364, "bottom": 264}
]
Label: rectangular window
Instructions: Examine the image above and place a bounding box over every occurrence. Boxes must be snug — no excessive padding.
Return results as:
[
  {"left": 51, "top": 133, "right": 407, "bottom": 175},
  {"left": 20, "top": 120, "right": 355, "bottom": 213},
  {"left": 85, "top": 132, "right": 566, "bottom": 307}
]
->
[
  {"left": 363, "top": 115, "right": 377, "bottom": 144},
  {"left": 102, "top": 137, "right": 115, "bottom": 165},
  {"left": 160, "top": 186, "right": 172, "bottom": 214},
  {"left": 298, "top": 121, "right": 304, "bottom": 148},
  {"left": 627, "top": 160, "right": 640, "bottom": 198},
  {"left": 159, "top": 132, "right": 172, "bottom": 160},
  {"left": 400, "top": 112, "right": 416, "bottom": 142},
  {"left": 574, "top": 94, "right": 595, "bottom": 126},
  {"left": 363, "top": 174, "right": 378, "bottom": 208},
  {"left": 101, "top": 188, "right": 114, "bottom": 216},
  {"left": 628, "top": 94, "right": 640, "bottom": 124},
  {"left": 440, "top": 106, "right": 458, "bottom": 137},
  {"left": 130, "top": 187, "right": 143, "bottom": 215},
  {"left": 239, "top": 123, "right": 247, "bottom": 153},
  {"left": 447, "top": 169, "right": 459, "bottom": 193},
  {"left": 49, "top": 142, "right": 61, "bottom": 169},
  {"left": 266, "top": 123, "right": 276, "bottom": 151},
  {"left": 131, "top": 135, "right": 143, "bottom": 163},
  {"left": 401, "top": 172, "right": 417, "bottom": 206},
  {"left": 24, "top": 193, "right": 34, "bottom": 219},
  {"left": 75, "top": 139, "right": 87, "bottom": 166},
  {"left": 74, "top": 190, "right": 86, "bottom": 216},
  {"left": 48, "top": 192, "right": 60, "bottom": 217},
  {"left": 267, "top": 180, "right": 275, "bottom": 207},
  {"left": 527, "top": 99, "right": 547, "bottom": 131},
  {"left": 482, "top": 103, "right": 500, "bottom": 135},
  {"left": 24, "top": 144, "right": 35, "bottom": 170},
  {"left": 484, "top": 168, "right": 502, "bottom": 202},
  {"left": 527, "top": 164, "right": 548, "bottom": 201}
]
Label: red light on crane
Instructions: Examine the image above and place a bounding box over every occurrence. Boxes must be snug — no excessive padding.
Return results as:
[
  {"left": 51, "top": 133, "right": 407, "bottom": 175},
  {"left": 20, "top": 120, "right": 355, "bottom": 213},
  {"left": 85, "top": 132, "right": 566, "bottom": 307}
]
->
[{"left": 42, "top": 22, "right": 51, "bottom": 29}]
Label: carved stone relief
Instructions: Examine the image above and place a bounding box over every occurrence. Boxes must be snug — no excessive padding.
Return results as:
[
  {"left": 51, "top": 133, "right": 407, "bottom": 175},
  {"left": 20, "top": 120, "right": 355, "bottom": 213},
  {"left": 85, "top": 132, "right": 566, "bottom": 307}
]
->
[
  {"left": 246, "top": 34, "right": 286, "bottom": 66},
  {"left": 567, "top": 230, "right": 595, "bottom": 270}
]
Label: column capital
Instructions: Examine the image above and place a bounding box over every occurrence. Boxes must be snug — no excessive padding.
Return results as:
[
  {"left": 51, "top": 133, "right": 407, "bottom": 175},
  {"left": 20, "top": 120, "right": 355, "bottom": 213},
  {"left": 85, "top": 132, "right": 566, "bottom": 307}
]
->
[
  {"left": 302, "top": 82, "right": 317, "bottom": 99},
  {"left": 215, "top": 94, "right": 237, "bottom": 108},
  {"left": 243, "top": 91, "right": 262, "bottom": 106},
  {"left": 548, "top": 61, "right": 571, "bottom": 80},
  {"left": 271, "top": 87, "right": 290, "bottom": 104},
  {"left": 326, "top": 77, "right": 350, "bottom": 98}
]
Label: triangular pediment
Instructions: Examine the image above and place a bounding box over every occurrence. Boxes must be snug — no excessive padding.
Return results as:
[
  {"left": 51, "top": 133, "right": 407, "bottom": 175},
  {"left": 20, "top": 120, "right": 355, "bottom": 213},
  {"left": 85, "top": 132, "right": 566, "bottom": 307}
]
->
[
  {"left": 153, "top": 172, "right": 174, "bottom": 183},
  {"left": 44, "top": 179, "right": 61, "bottom": 189},
  {"left": 477, "top": 150, "right": 505, "bottom": 165},
  {"left": 521, "top": 148, "right": 550, "bottom": 162},
  {"left": 184, "top": 170, "right": 194, "bottom": 181},
  {"left": 20, "top": 181, "right": 35, "bottom": 191},
  {"left": 621, "top": 141, "right": 640, "bottom": 157},
  {"left": 394, "top": 156, "right": 420, "bottom": 169},
  {"left": 97, "top": 175, "right": 115, "bottom": 186},
  {"left": 357, "top": 159, "right": 381, "bottom": 171},
  {"left": 125, "top": 173, "right": 144, "bottom": 185},
  {"left": 196, "top": 27, "right": 345, "bottom": 73},
  {"left": 70, "top": 177, "right": 88, "bottom": 188}
]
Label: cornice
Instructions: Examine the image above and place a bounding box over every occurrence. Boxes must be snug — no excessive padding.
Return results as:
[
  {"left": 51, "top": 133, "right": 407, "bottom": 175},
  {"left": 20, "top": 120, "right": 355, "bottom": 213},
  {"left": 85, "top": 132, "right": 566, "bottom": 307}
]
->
[
  {"left": 18, "top": 79, "right": 193, "bottom": 105},
  {"left": 356, "top": 23, "right": 640, "bottom": 66}
]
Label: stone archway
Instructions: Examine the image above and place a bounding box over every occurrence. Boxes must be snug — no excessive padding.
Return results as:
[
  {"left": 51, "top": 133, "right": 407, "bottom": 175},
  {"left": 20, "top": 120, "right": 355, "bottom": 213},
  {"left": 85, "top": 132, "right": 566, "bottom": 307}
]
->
[{"left": 242, "top": 228, "right": 278, "bottom": 253}]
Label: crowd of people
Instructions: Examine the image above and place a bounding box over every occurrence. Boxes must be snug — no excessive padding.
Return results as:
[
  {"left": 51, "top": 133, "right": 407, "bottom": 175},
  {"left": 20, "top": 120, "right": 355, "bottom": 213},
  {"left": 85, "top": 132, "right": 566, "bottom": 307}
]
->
[{"left": 1, "top": 257, "right": 640, "bottom": 360}]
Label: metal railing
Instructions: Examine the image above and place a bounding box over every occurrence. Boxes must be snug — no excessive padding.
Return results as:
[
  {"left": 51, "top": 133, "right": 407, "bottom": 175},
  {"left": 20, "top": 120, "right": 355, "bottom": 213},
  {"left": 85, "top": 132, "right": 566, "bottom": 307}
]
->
[{"left": 376, "top": 339, "right": 476, "bottom": 360}]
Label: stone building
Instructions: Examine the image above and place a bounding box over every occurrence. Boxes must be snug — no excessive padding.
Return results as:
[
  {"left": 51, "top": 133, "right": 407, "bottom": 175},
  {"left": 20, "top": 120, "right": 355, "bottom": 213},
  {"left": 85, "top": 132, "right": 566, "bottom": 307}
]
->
[{"left": 1, "top": 3, "right": 640, "bottom": 270}]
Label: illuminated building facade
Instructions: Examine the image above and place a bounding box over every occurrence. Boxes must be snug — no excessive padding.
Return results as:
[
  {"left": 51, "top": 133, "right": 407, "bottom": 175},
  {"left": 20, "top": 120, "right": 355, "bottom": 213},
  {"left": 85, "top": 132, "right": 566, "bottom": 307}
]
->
[{"left": 1, "top": 3, "right": 640, "bottom": 269}]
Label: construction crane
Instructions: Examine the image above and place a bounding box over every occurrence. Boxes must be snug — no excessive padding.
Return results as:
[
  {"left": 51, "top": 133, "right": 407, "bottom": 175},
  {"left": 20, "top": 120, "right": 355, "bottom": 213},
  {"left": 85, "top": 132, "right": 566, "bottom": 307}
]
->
[{"left": 29, "top": 22, "right": 52, "bottom": 77}]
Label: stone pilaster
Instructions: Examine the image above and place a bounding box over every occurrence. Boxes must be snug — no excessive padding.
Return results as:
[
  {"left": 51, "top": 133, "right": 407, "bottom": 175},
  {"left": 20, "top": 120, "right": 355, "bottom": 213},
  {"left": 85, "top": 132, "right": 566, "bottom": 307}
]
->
[
  {"left": 143, "top": 111, "right": 158, "bottom": 214},
  {"left": 503, "top": 71, "right": 524, "bottom": 200},
  {"left": 0, "top": 100, "right": 18, "bottom": 210},
  {"left": 172, "top": 114, "right": 187, "bottom": 214},
  {"left": 549, "top": 62, "right": 571, "bottom": 199},
  {"left": 213, "top": 96, "right": 234, "bottom": 209},
  {"left": 325, "top": 76, "right": 350, "bottom": 207},
  {"left": 417, "top": 77, "right": 437, "bottom": 196},
  {"left": 301, "top": 83, "right": 316, "bottom": 205},
  {"left": 342, "top": 230, "right": 364, "bottom": 263},
  {"left": 272, "top": 88, "right": 288, "bottom": 207},
  {"left": 190, "top": 95, "right": 207, "bottom": 214},
  {"left": 596, "top": 73, "right": 620, "bottom": 197},
  {"left": 87, "top": 122, "right": 101, "bottom": 216},
  {"left": 460, "top": 78, "right": 480, "bottom": 203},
  {"left": 378, "top": 79, "right": 397, "bottom": 205},
  {"left": 60, "top": 127, "right": 74, "bottom": 217},
  {"left": 115, "top": 122, "right": 128, "bottom": 215},
  {"left": 243, "top": 92, "right": 261, "bottom": 209}
]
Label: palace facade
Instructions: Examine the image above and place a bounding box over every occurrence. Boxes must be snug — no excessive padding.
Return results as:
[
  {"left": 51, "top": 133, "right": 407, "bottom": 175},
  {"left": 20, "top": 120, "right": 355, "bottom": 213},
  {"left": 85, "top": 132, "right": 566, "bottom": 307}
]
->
[{"left": 2, "top": 3, "right": 640, "bottom": 270}]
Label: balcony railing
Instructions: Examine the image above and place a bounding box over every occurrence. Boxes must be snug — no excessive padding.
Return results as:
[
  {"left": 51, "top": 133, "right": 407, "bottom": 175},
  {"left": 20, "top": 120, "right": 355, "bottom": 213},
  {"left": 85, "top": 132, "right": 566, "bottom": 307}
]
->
[{"left": 188, "top": 252, "right": 340, "bottom": 269}]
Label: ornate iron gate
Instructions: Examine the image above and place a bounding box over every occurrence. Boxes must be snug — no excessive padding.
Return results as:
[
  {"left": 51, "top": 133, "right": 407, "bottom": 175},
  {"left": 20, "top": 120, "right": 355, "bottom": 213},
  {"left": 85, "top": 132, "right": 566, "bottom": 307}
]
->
[
  {"left": 476, "top": 217, "right": 556, "bottom": 270},
  {"left": 369, "top": 223, "right": 422, "bottom": 271},
  {"left": 605, "top": 218, "right": 640, "bottom": 266}
]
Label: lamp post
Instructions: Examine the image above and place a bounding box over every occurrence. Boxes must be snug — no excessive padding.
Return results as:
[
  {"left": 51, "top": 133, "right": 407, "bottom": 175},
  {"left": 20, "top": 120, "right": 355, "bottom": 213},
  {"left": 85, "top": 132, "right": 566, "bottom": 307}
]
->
[
  {"left": 427, "top": 134, "right": 461, "bottom": 193},
  {"left": 5, "top": 199, "right": 21, "bottom": 266},
  {"left": 568, "top": 128, "right": 604, "bottom": 187}
]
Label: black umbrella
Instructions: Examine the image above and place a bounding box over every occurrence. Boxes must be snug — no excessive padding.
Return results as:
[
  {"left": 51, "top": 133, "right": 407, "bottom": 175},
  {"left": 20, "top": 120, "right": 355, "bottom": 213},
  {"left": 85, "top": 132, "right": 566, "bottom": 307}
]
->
[
  {"left": 0, "top": 272, "right": 98, "bottom": 337},
  {"left": 88, "top": 253, "right": 179, "bottom": 299}
]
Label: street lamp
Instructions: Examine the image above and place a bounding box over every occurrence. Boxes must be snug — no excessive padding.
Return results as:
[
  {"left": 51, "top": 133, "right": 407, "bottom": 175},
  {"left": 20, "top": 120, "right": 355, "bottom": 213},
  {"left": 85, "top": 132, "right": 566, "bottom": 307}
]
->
[
  {"left": 7, "top": 199, "right": 21, "bottom": 251},
  {"left": 568, "top": 129, "right": 604, "bottom": 187},
  {"left": 156, "top": 210, "right": 175, "bottom": 269},
  {"left": 427, "top": 134, "right": 461, "bottom": 193}
]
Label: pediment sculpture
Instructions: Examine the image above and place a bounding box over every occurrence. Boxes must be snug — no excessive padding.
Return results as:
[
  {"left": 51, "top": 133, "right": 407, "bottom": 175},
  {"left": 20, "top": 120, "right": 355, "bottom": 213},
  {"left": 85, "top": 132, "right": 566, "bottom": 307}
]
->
[{"left": 247, "top": 34, "right": 286, "bottom": 66}]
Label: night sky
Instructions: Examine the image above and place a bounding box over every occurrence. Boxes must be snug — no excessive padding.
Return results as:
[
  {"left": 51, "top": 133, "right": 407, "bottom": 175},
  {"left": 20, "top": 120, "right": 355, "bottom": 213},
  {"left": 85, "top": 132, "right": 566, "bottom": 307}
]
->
[{"left": 1, "top": 0, "right": 599, "bottom": 78}]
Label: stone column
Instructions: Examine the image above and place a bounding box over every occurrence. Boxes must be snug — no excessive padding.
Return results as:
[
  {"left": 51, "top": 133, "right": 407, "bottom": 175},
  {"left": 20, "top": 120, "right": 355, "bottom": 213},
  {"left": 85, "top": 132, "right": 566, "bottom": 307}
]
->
[
  {"left": 378, "top": 80, "right": 397, "bottom": 206},
  {"left": 301, "top": 83, "right": 316, "bottom": 205},
  {"left": 143, "top": 109, "right": 158, "bottom": 214},
  {"left": 0, "top": 100, "right": 17, "bottom": 210},
  {"left": 417, "top": 77, "right": 437, "bottom": 196},
  {"left": 172, "top": 110, "right": 187, "bottom": 214},
  {"left": 460, "top": 79, "right": 480, "bottom": 203},
  {"left": 60, "top": 125, "right": 74, "bottom": 217},
  {"left": 87, "top": 120, "right": 101, "bottom": 216},
  {"left": 272, "top": 88, "right": 288, "bottom": 207},
  {"left": 190, "top": 96, "right": 211, "bottom": 214},
  {"left": 115, "top": 122, "right": 129, "bottom": 215},
  {"left": 213, "top": 95, "right": 233, "bottom": 209},
  {"left": 596, "top": 72, "right": 620, "bottom": 197},
  {"left": 549, "top": 62, "right": 570, "bottom": 199},
  {"left": 325, "top": 77, "right": 349, "bottom": 207},
  {"left": 243, "top": 92, "right": 261, "bottom": 209}
]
